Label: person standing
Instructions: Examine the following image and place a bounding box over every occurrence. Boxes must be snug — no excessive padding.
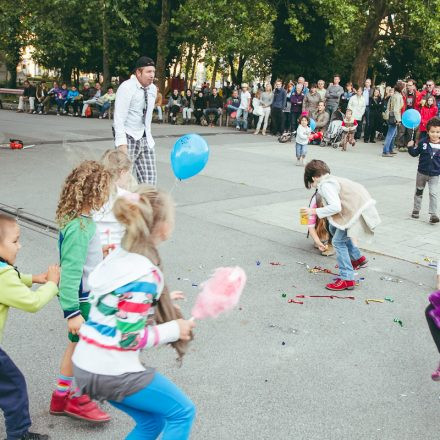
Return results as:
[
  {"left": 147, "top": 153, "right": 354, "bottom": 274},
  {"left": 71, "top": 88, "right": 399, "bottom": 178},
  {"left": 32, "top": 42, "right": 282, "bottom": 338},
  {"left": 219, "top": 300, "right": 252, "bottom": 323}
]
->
[
  {"left": 382, "top": 82, "right": 404, "bottom": 157},
  {"left": 303, "top": 83, "right": 320, "bottom": 116},
  {"left": 236, "top": 83, "right": 251, "bottom": 132},
  {"left": 366, "top": 88, "right": 383, "bottom": 143},
  {"left": 397, "top": 79, "right": 420, "bottom": 151},
  {"left": 325, "top": 74, "right": 344, "bottom": 120},
  {"left": 114, "top": 56, "right": 158, "bottom": 185},
  {"left": 290, "top": 83, "right": 305, "bottom": 134},
  {"left": 257, "top": 83, "right": 273, "bottom": 135},
  {"left": 363, "top": 78, "right": 374, "bottom": 142},
  {"left": 271, "top": 80, "right": 286, "bottom": 136},
  {"left": 348, "top": 87, "right": 366, "bottom": 140},
  {"left": 317, "top": 80, "right": 326, "bottom": 102}
]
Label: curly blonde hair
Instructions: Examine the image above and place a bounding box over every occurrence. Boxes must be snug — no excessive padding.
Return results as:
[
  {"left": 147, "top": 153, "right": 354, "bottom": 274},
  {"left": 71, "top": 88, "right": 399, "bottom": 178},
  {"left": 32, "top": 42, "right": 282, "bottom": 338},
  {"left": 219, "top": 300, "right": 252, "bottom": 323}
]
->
[
  {"left": 56, "top": 160, "right": 111, "bottom": 228},
  {"left": 101, "top": 150, "right": 132, "bottom": 182},
  {"left": 113, "top": 185, "right": 191, "bottom": 360}
]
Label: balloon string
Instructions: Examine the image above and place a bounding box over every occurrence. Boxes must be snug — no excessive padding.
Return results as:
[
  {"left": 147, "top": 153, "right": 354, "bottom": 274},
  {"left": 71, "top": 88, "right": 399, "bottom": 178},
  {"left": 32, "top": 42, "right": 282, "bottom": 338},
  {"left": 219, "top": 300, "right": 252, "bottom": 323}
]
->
[{"left": 169, "top": 178, "right": 180, "bottom": 195}]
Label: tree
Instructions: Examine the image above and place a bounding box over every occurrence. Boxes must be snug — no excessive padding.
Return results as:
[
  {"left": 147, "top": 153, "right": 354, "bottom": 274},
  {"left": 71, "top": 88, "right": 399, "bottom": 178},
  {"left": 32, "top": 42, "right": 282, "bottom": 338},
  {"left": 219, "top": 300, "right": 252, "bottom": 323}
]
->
[{"left": 0, "top": 0, "right": 29, "bottom": 87}]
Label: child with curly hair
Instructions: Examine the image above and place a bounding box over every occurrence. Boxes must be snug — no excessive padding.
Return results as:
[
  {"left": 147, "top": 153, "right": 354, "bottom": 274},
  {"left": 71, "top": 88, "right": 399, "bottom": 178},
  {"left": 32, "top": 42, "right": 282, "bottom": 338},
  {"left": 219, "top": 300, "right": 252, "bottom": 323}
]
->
[
  {"left": 72, "top": 186, "right": 196, "bottom": 439},
  {"left": 49, "top": 160, "right": 112, "bottom": 423}
]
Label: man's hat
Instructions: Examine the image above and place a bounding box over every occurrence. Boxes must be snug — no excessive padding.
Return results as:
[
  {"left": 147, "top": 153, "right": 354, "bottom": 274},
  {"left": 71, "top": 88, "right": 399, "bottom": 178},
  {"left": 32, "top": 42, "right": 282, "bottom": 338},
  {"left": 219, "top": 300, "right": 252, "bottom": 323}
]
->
[{"left": 134, "top": 56, "right": 155, "bottom": 69}]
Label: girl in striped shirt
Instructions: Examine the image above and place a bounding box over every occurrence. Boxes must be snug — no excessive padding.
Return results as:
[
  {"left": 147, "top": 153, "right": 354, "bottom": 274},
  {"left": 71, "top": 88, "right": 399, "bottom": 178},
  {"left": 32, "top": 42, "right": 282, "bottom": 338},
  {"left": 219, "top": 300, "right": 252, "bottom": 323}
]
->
[{"left": 72, "top": 186, "right": 195, "bottom": 439}]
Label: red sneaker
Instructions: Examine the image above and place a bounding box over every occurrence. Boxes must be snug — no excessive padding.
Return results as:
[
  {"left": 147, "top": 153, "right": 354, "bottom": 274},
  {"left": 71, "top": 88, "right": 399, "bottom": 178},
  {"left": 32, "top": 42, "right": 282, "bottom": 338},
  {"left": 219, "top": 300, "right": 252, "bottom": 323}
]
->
[
  {"left": 351, "top": 256, "right": 368, "bottom": 270},
  {"left": 326, "top": 278, "right": 355, "bottom": 291},
  {"left": 432, "top": 362, "right": 440, "bottom": 381},
  {"left": 64, "top": 394, "right": 110, "bottom": 423},
  {"left": 49, "top": 391, "right": 68, "bottom": 415}
]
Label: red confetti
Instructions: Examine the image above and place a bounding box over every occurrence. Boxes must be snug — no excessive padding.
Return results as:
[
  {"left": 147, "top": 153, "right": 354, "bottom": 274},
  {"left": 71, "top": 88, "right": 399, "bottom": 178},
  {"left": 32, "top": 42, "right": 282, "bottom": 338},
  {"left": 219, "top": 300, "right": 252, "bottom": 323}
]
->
[
  {"left": 288, "top": 299, "right": 303, "bottom": 304},
  {"left": 270, "top": 262, "right": 283, "bottom": 266}
]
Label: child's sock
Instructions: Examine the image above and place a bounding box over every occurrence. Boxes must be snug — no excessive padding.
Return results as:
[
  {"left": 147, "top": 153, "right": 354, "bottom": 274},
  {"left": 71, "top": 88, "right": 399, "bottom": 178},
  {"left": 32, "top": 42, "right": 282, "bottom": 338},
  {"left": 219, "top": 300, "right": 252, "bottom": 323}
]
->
[{"left": 55, "top": 374, "right": 73, "bottom": 396}]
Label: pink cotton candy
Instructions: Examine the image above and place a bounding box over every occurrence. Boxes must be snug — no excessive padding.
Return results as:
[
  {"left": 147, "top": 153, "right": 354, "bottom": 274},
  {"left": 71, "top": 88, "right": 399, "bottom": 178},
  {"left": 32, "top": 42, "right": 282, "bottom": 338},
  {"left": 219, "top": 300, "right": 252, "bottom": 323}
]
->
[{"left": 191, "top": 266, "right": 246, "bottom": 319}]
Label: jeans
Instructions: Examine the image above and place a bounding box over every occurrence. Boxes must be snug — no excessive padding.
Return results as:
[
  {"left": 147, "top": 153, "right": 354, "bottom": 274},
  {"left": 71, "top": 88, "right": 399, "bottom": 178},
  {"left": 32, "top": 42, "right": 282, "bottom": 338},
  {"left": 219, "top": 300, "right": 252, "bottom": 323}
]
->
[
  {"left": 290, "top": 110, "right": 302, "bottom": 133},
  {"left": 204, "top": 108, "right": 221, "bottom": 124},
  {"left": 55, "top": 98, "right": 66, "bottom": 112},
  {"left": 155, "top": 105, "right": 163, "bottom": 120},
  {"left": 227, "top": 105, "right": 238, "bottom": 115},
  {"left": 97, "top": 101, "right": 111, "bottom": 116},
  {"left": 295, "top": 142, "right": 307, "bottom": 158},
  {"left": 355, "top": 120, "right": 363, "bottom": 139},
  {"left": 236, "top": 108, "right": 248, "bottom": 130},
  {"left": 256, "top": 107, "right": 271, "bottom": 132},
  {"left": 0, "top": 348, "right": 31, "bottom": 440},
  {"left": 325, "top": 103, "right": 338, "bottom": 120},
  {"left": 109, "top": 372, "right": 195, "bottom": 440},
  {"left": 182, "top": 107, "right": 192, "bottom": 120},
  {"left": 414, "top": 171, "right": 438, "bottom": 215},
  {"left": 328, "top": 224, "right": 362, "bottom": 281},
  {"left": 282, "top": 111, "right": 291, "bottom": 132},
  {"left": 383, "top": 123, "right": 397, "bottom": 154}
]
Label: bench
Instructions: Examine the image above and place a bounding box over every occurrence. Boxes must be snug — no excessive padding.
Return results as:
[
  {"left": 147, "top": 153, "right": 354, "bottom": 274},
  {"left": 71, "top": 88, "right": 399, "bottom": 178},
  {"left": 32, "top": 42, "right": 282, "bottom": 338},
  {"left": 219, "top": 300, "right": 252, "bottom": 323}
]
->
[{"left": 0, "top": 88, "right": 24, "bottom": 110}]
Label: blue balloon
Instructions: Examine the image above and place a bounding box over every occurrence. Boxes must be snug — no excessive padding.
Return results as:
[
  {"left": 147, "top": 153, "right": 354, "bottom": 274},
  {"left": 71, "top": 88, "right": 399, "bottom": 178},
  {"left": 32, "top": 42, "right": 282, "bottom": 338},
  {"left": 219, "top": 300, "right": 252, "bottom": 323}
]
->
[
  {"left": 170, "top": 134, "right": 209, "bottom": 180},
  {"left": 402, "top": 109, "right": 421, "bottom": 129},
  {"left": 309, "top": 118, "right": 316, "bottom": 131}
]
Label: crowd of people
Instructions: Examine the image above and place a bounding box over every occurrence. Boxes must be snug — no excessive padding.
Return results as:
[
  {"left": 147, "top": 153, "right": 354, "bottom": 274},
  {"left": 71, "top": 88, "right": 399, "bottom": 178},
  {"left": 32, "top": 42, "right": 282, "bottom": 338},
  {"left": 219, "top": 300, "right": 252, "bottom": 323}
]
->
[{"left": 16, "top": 80, "right": 116, "bottom": 119}]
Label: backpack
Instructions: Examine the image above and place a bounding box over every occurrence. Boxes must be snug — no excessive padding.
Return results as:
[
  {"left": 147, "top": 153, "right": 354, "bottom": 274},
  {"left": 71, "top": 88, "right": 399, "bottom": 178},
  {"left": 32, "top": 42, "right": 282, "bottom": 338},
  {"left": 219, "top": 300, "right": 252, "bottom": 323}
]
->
[{"left": 85, "top": 105, "right": 92, "bottom": 118}]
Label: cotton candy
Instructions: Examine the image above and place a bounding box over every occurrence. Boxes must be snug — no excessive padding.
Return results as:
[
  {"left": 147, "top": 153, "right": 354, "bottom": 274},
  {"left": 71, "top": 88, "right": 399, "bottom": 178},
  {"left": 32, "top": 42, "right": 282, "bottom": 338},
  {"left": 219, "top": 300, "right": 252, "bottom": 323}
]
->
[{"left": 191, "top": 267, "right": 246, "bottom": 319}]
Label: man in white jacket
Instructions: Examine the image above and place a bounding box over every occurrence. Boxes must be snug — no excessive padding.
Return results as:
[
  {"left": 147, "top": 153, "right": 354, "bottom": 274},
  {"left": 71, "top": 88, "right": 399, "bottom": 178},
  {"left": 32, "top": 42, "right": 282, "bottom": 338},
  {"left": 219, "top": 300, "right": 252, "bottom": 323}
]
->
[{"left": 113, "top": 56, "right": 157, "bottom": 185}]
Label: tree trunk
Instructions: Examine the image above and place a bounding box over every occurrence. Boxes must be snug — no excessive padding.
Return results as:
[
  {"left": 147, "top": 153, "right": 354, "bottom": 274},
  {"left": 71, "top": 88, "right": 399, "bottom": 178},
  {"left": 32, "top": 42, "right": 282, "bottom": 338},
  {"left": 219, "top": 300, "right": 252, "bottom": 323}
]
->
[
  {"left": 184, "top": 44, "right": 193, "bottom": 88},
  {"left": 350, "top": 0, "right": 388, "bottom": 87},
  {"left": 5, "top": 62, "right": 17, "bottom": 88},
  {"left": 102, "top": 0, "right": 110, "bottom": 89},
  {"left": 189, "top": 49, "right": 199, "bottom": 89},
  {"left": 228, "top": 55, "right": 237, "bottom": 84},
  {"left": 236, "top": 55, "right": 246, "bottom": 86},
  {"left": 156, "top": 0, "right": 170, "bottom": 94},
  {"left": 211, "top": 57, "right": 219, "bottom": 88}
]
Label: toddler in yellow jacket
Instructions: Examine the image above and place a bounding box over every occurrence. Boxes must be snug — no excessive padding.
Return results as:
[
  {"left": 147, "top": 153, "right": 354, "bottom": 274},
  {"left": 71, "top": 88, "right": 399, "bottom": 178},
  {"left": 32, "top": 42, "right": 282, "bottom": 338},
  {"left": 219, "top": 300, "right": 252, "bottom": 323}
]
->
[{"left": 0, "top": 213, "right": 59, "bottom": 440}]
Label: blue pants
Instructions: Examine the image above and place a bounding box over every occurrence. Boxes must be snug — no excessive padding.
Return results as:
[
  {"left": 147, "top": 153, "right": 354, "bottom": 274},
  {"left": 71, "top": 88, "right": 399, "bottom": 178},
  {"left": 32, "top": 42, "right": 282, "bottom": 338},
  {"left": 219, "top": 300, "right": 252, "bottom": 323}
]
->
[
  {"left": 98, "top": 101, "right": 111, "bottom": 116},
  {"left": 383, "top": 123, "right": 397, "bottom": 154},
  {"left": 236, "top": 108, "right": 249, "bottom": 130},
  {"left": 329, "top": 224, "right": 362, "bottom": 281},
  {"left": 0, "top": 348, "right": 31, "bottom": 440},
  {"left": 296, "top": 142, "right": 307, "bottom": 158},
  {"left": 109, "top": 372, "right": 195, "bottom": 440}
]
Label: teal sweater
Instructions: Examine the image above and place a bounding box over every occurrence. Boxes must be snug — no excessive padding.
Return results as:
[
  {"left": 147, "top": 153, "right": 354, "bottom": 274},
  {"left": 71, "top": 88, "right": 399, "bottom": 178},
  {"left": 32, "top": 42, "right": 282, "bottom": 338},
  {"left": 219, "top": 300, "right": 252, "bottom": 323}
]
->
[{"left": 58, "top": 216, "right": 102, "bottom": 319}]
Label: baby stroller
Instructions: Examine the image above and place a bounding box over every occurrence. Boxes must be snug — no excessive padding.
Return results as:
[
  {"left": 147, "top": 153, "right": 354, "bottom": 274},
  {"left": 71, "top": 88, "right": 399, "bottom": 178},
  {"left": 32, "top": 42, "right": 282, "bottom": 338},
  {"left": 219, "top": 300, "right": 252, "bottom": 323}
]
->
[{"left": 320, "top": 120, "right": 344, "bottom": 148}]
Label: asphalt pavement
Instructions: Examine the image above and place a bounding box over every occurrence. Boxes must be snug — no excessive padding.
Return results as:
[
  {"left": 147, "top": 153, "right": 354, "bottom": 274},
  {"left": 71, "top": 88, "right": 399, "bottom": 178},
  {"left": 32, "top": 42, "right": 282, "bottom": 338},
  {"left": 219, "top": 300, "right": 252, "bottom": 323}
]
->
[{"left": 0, "top": 110, "right": 438, "bottom": 440}]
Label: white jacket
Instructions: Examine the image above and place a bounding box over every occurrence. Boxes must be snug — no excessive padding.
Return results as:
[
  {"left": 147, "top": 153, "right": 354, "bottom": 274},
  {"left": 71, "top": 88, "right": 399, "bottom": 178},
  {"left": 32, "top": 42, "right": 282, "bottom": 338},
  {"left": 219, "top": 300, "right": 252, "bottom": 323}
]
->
[{"left": 347, "top": 95, "right": 366, "bottom": 120}]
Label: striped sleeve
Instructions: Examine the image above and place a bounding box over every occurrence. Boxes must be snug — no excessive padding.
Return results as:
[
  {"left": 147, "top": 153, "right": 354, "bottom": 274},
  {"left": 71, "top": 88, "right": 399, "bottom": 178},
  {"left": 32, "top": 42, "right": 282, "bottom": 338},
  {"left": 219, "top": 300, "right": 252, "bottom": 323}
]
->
[{"left": 115, "top": 278, "right": 179, "bottom": 350}]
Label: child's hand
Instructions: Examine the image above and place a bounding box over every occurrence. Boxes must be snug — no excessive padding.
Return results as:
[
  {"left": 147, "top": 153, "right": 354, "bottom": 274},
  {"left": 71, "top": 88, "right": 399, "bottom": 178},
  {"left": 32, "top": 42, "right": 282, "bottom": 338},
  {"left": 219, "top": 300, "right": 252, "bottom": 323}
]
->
[
  {"left": 32, "top": 272, "right": 47, "bottom": 284},
  {"left": 47, "top": 265, "right": 60, "bottom": 285},
  {"left": 176, "top": 318, "right": 195, "bottom": 341},
  {"left": 318, "top": 243, "right": 328, "bottom": 252},
  {"left": 170, "top": 290, "right": 185, "bottom": 301},
  {"left": 68, "top": 314, "right": 85, "bottom": 335},
  {"left": 408, "top": 140, "right": 415, "bottom": 147},
  {"left": 102, "top": 244, "right": 116, "bottom": 257}
]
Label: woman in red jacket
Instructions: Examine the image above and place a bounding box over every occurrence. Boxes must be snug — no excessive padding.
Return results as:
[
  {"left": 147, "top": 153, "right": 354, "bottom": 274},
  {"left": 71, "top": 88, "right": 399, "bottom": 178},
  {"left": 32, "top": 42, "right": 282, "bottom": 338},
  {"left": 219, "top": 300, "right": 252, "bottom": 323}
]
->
[{"left": 419, "top": 96, "right": 438, "bottom": 139}]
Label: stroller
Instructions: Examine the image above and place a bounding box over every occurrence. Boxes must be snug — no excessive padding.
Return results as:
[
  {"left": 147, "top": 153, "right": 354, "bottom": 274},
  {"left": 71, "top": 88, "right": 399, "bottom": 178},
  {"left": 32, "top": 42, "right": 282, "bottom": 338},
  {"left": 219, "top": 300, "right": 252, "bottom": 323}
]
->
[{"left": 320, "top": 120, "right": 344, "bottom": 148}]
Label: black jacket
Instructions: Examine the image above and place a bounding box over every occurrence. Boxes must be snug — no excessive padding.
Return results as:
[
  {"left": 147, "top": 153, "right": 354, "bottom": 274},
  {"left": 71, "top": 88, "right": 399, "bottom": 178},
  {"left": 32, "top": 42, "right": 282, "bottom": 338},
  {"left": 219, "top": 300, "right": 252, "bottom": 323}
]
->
[
  {"left": 23, "top": 85, "right": 36, "bottom": 98},
  {"left": 409, "top": 138, "right": 440, "bottom": 176},
  {"left": 206, "top": 94, "right": 223, "bottom": 109}
]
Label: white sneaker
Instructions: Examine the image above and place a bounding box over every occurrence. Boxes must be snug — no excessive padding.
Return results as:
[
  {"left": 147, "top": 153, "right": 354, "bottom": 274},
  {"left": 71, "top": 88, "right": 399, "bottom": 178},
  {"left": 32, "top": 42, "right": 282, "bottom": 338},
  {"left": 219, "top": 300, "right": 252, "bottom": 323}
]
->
[
  {"left": 99, "top": 116, "right": 102, "bottom": 119},
  {"left": 102, "top": 112, "right": 107, "bottom": 118}
]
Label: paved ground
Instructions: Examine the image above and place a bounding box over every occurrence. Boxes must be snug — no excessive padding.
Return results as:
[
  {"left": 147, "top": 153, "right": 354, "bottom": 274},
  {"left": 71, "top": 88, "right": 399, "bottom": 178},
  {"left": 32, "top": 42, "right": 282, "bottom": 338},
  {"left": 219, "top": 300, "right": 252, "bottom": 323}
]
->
[{"left": 0, "top": 110, "right": 438, "bottom": 440}]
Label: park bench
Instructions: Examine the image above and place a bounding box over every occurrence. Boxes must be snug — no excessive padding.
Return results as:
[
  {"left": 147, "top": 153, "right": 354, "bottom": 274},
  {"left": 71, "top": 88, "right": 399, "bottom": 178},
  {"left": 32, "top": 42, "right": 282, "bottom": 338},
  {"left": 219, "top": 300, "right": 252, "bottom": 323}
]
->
[{"left": 0, "top": 88, "right": 24, "bottom": 110}]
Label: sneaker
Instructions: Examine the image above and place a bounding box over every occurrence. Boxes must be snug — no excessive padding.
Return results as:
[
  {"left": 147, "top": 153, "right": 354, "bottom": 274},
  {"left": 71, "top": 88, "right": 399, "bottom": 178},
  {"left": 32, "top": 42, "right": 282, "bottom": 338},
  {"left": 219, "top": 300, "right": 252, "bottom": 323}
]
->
[
  {"left": 398, "top": 147, "right": 408, "bottom": 152},
  {"left": 64, "top": 394, "right": 110, "bottom": 423},
  {"left": 98, "top": 116, "right": 102, "bottom": 119},
  {"left": 49, "top": 391, "right": 68, "bottom": 415},
  {"left": 56, "top": 112, "right": 60, "bottom": 116},
  {"left": 411, "top": 210, "right": 419, "bottom": 219},
  {"left": 431, "top": 362, "right": 440, "bottom": 381},
  {"left": 382, "top": 153, "right": 393, "bottom": 157},
  {"left": 236, "top": 126, "right": 240, "bottom": 130},
  {"left": 351, "top": 256, "right": 368, "bottom": 270},
  {"left": 430, "top": 214, "right": 440, "bottom": 224},
  {"left": 75, "top": 112, "right": 79, "bottom": 116},
  {"left": 326, "top": 278, "right": 355, "bottom": 291},
  {"left": 390, "top": 150, "right": 398, "bottom": 155},
  {"left": 20, "top": 432, "right": 49, "bottom": 440},
  {"left": 102, "top": 112, "right": 107, "bottom": 118},
  {"left": 38, "top": 111, "right": 42, "bottom": 115},
  {"left": 321, "top": 244, "right": 335, "bottom": 257}
]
